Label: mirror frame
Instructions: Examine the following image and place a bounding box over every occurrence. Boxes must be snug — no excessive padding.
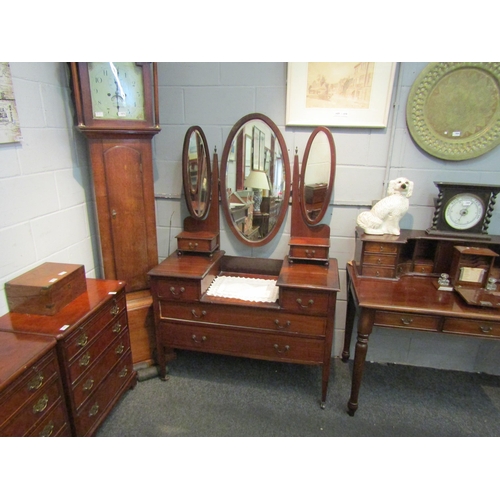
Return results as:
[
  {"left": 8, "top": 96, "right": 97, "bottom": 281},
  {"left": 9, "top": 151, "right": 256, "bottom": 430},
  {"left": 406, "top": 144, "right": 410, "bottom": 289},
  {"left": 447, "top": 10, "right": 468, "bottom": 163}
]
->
[
  {"left": 182, "top": 125, "right": 212, "bottom": 220},
  {"left": 220, "top": 113, "right": 291, "bottom": 247},
  {"left": 300, "top": 126, "right": 336, "bottom": 225}
]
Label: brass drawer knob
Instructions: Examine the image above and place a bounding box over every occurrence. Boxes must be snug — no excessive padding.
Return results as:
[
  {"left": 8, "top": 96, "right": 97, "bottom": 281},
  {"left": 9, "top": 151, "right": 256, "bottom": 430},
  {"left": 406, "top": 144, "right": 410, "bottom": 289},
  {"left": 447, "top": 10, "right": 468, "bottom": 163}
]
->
[
  {"left": 28, "top": 372, "right": 44, "bottom": 391},
  {"left": 79, "top": 353, "right": 91, "bottom": 366},
  {"left": 33, "top": 394, "right": 49, "bottom": 414},
  {"left": 170, "top": 286, "right": 185, "bottom": 297},
  {"left": 273, "top": 344, "right": 290, "bottom": 354},
  {"left": 275, "top": 319, "right": 291, "bottom": 329},
  {"left": 113, "top": 322, "right": 122, "bottom": 334},
  {"left": 77, "top": 332, "right": 89, "bottom": 347},
  {"left": 115, "top": 343, "right": 125, "bottom": 355},
  {"left": 191, "top": 309, "right": 206, "bottom": 319},
  {"left": 39, "top": 420, "right": 55, "bottom": 437},
  {"left": 480, "top": 325, "right": 493, "bottom": 333},
  {"left": 296, "top": 298, "right": 314, "bottom": 309},
  {"left": 400, "top": 317, "right": 413, "bottom": 326},
  {"left": 188, "top": 242, "right": 199, "bottom": 249},
  {"left": 119, "top": 367, "right": 128, "bottom": 378},
  {"left": 191, "top": 334, "right": 207, "bottom": 344},
  {"left": 110, "top": 303, "right": 120, "bottom": 316},
  {"left": 89, "top": 402, "right": 99, "bottom": 417},
  {"left": 83, "top": 377, "right": 95, "bottom": 391}
]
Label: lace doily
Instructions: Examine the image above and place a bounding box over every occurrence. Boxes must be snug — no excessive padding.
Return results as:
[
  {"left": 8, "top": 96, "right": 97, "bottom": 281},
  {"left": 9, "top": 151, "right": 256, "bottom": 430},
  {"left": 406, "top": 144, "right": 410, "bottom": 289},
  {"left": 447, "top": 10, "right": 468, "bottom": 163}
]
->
[{"left": 206, "top": 275, "right": 279, "bottom": 303}]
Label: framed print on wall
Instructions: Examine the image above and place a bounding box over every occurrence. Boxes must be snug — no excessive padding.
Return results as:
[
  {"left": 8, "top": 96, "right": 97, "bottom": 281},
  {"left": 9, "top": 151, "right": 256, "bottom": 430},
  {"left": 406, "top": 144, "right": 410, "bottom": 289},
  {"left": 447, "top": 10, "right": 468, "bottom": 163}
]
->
[{"left": 286, "top": 62, "right": 397, "bottom": 127}]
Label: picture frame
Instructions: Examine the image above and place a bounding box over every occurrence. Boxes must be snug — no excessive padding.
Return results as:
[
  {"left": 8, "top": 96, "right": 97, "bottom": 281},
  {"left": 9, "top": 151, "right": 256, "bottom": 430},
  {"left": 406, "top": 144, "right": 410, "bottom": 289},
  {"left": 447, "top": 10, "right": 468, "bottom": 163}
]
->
[{"left": 286, "top": 62, "right": 397, "bottom": 128}]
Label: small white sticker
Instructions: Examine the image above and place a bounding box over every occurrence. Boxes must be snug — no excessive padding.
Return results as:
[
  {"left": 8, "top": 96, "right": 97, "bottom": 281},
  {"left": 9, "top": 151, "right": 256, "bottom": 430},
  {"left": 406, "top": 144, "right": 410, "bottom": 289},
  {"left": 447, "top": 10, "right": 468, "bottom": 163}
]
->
[
  {"left": 118, "top": 112, "right": 126, "bottom": 117},
  {"left": 58, "top": 271, "right": 67, "bottom": 276},
  {"left": 49, "top": 278, "right": 58, "bottom": 283},
  {"left": 95, "top": 111, "right": 104, "bottom": 117},
  {"left": 452, "top": 131, "right": 461, "bottom": 137},
  {"left": 108, "top": 291, "right": 117, "bottom": 295},
  {"left": 60, "top": 324, "right": 70, "bottom": 331}
]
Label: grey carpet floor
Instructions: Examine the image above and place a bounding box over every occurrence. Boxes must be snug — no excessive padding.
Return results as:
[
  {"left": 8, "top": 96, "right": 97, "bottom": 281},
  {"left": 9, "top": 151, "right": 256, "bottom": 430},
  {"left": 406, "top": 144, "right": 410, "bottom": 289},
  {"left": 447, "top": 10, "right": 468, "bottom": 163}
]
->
[{"left": 96, "top": 351, "right": 500, "bottom": 437}]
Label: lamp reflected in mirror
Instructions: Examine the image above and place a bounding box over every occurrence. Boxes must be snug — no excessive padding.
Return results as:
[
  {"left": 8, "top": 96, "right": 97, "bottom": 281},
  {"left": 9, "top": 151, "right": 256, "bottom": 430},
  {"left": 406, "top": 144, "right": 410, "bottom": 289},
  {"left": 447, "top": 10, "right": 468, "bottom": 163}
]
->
[{"left": 245, "top": 169, "right": 271, "bottom": 212}]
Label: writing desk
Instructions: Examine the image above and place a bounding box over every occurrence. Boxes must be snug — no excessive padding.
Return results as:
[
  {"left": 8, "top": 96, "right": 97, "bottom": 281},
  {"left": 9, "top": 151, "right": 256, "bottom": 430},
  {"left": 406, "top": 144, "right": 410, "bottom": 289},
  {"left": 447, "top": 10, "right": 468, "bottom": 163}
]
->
[{"left": 343, "top": 262, "right": 500, "bottom": 416}]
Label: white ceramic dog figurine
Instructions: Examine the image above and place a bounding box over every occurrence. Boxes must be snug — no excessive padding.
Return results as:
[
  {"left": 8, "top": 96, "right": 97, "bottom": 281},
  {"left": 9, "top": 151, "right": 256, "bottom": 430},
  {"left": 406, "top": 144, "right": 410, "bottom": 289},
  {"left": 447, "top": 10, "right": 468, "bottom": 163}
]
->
[{"left": 356, "top": 177, "right": 414, "bottom": 235}]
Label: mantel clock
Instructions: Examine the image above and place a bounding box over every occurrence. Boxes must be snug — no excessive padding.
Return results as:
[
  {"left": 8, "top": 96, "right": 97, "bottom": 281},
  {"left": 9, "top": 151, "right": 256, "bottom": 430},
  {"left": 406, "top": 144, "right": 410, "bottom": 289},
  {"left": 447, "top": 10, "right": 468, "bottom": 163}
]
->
[{"left": 427, "top": 182, "right": 500, "bottom": 239}]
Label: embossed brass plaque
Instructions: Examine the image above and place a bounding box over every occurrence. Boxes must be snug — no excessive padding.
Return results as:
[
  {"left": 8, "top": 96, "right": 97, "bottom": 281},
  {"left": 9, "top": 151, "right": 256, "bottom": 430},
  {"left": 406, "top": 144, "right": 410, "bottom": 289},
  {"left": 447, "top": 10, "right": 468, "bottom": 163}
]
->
[{"left": 406, "top": 62, "right": 500, "bottom": 160}]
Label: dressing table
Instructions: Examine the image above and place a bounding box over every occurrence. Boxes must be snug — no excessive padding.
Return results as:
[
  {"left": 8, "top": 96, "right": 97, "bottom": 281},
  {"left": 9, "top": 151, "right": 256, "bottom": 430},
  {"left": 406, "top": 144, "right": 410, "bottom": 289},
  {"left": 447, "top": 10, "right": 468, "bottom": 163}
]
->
[{"left": 149, "top": 114, "right": 340, "bottom": 407}]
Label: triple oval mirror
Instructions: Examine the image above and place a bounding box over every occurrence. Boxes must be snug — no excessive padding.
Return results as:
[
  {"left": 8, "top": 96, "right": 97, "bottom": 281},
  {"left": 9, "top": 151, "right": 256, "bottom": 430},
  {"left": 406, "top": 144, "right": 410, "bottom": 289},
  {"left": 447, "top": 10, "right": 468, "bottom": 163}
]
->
[{"left": 181, "top": 113, "right": 336, "bottom": 248}]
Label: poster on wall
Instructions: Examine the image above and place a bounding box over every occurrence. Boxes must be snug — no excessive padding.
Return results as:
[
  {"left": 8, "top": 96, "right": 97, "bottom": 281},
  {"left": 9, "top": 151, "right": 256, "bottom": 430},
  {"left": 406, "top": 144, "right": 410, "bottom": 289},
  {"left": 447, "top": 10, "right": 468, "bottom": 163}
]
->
[
  {"left": 286, "top": 62, "right": 397, "bottom": 128},
  {"left": 0, "top": 62, "right": 22, "bottom": 143}
]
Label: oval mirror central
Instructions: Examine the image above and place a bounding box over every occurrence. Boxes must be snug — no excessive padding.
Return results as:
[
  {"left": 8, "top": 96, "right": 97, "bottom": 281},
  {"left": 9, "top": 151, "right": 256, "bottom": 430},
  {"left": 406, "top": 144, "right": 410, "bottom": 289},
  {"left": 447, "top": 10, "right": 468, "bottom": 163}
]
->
[
  {"left": 182, "top": 126, "right": 211, "bottom": 220},
  {"left": 220, "top": 113, "right": 291, "bottom": 246}
]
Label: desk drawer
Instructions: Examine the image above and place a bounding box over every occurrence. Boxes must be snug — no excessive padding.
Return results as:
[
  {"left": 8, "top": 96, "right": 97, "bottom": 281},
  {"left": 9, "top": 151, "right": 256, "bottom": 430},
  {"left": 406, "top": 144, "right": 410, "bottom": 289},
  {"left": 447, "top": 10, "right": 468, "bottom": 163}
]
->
[
  {"left": 364, "top": 242, "right": 399, "bottom": 254},
  {"left": 159, "top": 302, "right": 326, "bottom": 337},
  {"left": 361, "top": 266, "right": 396, "bottom": 279},
  {"left": 159, "top": 322, "right": 324, "bottom": 364},
  {"left": 375, "top": 311, "right": 440, "bottom": 331},
  {"left": 154, "top": 279, "right": 201, "bottom": 302},
  {"left": 442, "top": 318, "right": 500, "bottom": 338},
  {"left": 289, "top": 245, "right": 329, "bottom": 260},
  {"left": 362, "top": 254, "right": 397, "bottom": 266}
]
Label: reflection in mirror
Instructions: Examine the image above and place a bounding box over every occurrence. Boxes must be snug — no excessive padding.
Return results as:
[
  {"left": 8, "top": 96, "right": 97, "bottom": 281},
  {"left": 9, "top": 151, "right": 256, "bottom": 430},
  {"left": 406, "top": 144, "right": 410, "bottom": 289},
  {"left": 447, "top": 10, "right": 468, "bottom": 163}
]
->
[
  {"left": 221, "top": 114, "right": 290, "bottom": 246},
  {"left": 182, "top": 126, "right": 211, "bottom": 220},
  {"left": 300, "top": 127, "right": 336, "bottom": 225}
]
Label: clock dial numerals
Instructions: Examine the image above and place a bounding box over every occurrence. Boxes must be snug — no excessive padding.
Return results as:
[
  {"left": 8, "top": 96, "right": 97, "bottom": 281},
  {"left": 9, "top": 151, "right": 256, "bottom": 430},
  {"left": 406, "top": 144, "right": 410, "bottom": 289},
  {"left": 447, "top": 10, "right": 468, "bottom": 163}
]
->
[
  {"left": 444, "top": 193, "right": 484, "bottom": 230},
  {"left": 88, "top": 63, "right": 145, "bottom": 121}
]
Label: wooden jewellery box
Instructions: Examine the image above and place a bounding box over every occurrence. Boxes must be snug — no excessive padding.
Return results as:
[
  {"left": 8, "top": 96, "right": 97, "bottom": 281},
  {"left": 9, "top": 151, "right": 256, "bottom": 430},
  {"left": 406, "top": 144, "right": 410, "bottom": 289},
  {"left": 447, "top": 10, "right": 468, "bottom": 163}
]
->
[{"left": 5, "top": 263, "right": 87, "bottom": 316}]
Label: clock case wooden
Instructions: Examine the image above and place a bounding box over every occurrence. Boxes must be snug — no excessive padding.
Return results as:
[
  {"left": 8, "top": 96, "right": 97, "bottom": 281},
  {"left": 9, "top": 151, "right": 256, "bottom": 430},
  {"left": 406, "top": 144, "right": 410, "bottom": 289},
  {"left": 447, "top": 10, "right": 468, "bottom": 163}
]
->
[
  {"left": 69, "top": 62, "right": 161, "bottom": 366},
  {"left": 427, "top": 181, "right": 500, "bottom": 239}
]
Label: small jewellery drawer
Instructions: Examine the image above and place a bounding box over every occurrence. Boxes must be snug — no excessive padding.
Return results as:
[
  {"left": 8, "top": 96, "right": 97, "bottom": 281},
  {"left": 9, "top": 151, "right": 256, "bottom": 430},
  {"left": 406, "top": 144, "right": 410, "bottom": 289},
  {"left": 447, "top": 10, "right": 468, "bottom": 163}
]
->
[
  {"left": 67, "top": 314, "right": 128, "bottom": 384},
  {"left": 177, "top": 236, "right": 218, "bottom": 253},
  {"left": 0, "top": 377, "right": 63, "bottom": 436},
  {"left": 442, "top": 318, "right": 500, "bottom": 338},
  {"left": 155, "top": 279, "right": 201, "bottom": 302},
  {"left": 28, "top": 400, "right": 71, "bottom": 437},
  {"left": 74, "top": 350, "right": 133, "bottom": 437},
  {"left": 160, "top": 302, "right": 327, "bottom": 337},
  {"left": 362, "top": 254, "right": 397, "bottom": 266},
  {"left": 280, "top": 289, "right": 330, "bottom": 315},
  {"left": 72, "top": 330, "right": 131, "bottom": 409},
  {"left": 364, "top": 242, "right": 399, "bottom": 254},
  {"left": 0, "top": 350, "right": 59, "bottom": 424},
  {"left": 374, "top": 311, "right": 440, "bottom": 331},
  {"left": 64, "top": 294, "right": 126, "bottom": 361},
  {"left": 289, "top": 245, "right": 329, "bottom": 260},
  {"left": 159, "top": 323, "right": 325, "bottom": 363}
]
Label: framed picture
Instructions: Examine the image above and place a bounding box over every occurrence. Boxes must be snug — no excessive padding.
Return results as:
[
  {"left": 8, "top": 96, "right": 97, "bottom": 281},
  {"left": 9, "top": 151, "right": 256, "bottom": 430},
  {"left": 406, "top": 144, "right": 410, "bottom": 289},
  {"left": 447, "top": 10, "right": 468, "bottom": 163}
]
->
[{"left": 286, "top": 62, "right": 397, "bottom": 128}]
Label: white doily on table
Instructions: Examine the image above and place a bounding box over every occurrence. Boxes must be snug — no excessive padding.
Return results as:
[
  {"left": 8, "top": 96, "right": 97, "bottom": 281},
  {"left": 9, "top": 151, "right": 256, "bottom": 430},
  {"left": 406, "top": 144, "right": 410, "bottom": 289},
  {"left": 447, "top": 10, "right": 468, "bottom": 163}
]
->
[{"left": 206, "top": 275, "right": 279, "bottom": 303}]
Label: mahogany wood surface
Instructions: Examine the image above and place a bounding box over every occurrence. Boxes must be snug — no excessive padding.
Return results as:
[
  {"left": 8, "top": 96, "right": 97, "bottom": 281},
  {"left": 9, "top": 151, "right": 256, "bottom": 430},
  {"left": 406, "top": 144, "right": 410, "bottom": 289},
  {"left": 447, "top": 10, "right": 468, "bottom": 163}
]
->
[{"left": 343, "top": 261, "right": 500, "bottom": 416}]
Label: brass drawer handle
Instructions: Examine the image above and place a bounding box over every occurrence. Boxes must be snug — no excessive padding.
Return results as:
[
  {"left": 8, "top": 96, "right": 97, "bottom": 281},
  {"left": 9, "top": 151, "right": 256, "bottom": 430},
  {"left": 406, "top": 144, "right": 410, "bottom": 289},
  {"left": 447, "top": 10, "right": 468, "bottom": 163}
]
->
[
  {"left": 400, "top": 317, "right": 413, "bottom": 326},
  {"left": 28, "top": 372, "right": 44, "bottom": 391},
  {"left": 83, "top": 377, "right": 95, "bottom": 391},
  {"left": 188, "top": 242, "right": 199, "bottom": 249},
  {"left": 39, "top": 420, "right": 54, "bottom": 437},
  {"left": 191, "top": 334, "right": 207, "bottom": 344},
  {"left": 296, "top": 298, "right": 314, "bottom": 309},
  {"left": 273, "top": 344, "right": 290, "bottom": 354},
  {"left": 119, "top": 367, "right": 128, "bottom": 378},
  {"left": 480, "top": 325, "right": 493, "bottom": 333},
  {"left": 305, "top": 249, "right": 316, "bottom": 256},
  {"left": 33, "top": 394, "right": 49, "bottom": 414},
  {"left": 79, "top": 353, "right": 91, "bottom": 366},
  {"left": 77, "top": 332, "right": 89, "bottom": 347},
  {"left": 170, "top": 286, "right": 185, "bottom": 297},
  {"left": 110, "top": 303, "right": 120, "bottom": 316},
  {"left": 113, "top": 322, "right": 122, "bottom": 334},
  {"left": 89, "top": 403, "right": 99, "bottom": 417},
  {"left": 115, "top": 343, "right": 125, "bottom": 355},
  {"left": 191, "top": 309, "right": 207, "bottom": 319},
  {"left": 275, "top": 319, "right": 291, "bottom": 329}
]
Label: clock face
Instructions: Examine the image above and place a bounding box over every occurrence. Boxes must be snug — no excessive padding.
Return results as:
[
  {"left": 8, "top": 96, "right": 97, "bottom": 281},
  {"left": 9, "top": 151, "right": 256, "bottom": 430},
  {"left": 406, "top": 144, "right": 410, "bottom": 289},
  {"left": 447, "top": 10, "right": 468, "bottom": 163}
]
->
[
  {"left": 87, "top": 62, "right": 146, "bottom": 121},
  {"left": 444, "top": 193, "right": 485, "bottom": 230}
]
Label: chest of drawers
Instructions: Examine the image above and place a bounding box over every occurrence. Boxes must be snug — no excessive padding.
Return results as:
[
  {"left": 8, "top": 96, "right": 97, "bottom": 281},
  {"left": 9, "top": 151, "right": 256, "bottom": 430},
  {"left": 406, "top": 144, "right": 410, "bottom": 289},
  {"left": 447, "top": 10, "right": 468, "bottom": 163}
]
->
[
  {"left": 0, "top": 279, "right": 136, "bottom": 436},
  {"left": 0, "top": 332, "right": 71, "bottom": 437},
  {"left": 149, "top": 251, "right": 339, "bottom": 407}
]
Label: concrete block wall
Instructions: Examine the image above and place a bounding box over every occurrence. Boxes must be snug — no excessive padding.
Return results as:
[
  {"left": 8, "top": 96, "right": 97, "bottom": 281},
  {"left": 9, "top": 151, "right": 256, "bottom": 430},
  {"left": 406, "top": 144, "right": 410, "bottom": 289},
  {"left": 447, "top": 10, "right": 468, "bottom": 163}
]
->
[{"left": 0, "top": 62, "right": 101, "bottom": 316}]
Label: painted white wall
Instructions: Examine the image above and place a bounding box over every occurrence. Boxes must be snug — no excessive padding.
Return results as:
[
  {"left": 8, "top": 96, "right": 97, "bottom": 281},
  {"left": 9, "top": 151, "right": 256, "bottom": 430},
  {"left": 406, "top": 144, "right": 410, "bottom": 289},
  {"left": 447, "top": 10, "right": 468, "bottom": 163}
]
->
[{"left": 1, "top": 62, "right": 499, "bottom": 375}]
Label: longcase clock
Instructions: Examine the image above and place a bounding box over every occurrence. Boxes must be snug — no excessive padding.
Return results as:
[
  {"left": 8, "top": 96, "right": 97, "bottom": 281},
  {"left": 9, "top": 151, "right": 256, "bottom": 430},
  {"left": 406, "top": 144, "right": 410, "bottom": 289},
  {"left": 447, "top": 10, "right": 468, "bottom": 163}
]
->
[{"left": 70, "top": 62, "right": 161, "bottom": 365}]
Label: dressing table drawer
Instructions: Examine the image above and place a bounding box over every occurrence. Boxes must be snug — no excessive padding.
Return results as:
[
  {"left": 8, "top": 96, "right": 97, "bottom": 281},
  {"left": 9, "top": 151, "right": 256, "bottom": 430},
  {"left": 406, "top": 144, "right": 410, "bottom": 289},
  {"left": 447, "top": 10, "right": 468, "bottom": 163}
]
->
[
  {"left": 442, "top": 317, "right": 500, "bottom": 338},
  {"left": 280, "top": 289, "right": 330, "bottom": 315},
  {"left": 289, "top": 245, "right": 329, "bottom": 261},
  {"left": 159, "top": 323, "right": 325, "bottom": 364},
  {"left": 160, "top": 302, "right": 327, "bottom": 336},
  {"left": 374, "top": 311, "right": 440, "bottom": 331},
  {"left": 154, "top": 279, "right": 202, "bottom": 302}
]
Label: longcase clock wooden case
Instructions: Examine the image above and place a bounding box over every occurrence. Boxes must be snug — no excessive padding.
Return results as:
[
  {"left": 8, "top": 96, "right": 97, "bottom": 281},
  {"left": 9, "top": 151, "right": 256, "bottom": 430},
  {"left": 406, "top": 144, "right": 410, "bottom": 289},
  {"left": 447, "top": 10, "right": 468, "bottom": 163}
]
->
[{"left": 70, "top": 62, "right": 161, "bottom": 365}]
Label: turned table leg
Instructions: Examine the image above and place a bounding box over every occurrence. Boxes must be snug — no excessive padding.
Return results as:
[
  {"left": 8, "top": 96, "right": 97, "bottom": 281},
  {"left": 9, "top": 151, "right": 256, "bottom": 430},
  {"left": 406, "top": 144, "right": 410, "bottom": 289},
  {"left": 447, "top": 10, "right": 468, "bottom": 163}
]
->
[
  {"left": 342, "top": 275, "right": 356, "bottom": 362},
  {"left": 347, "top": 307, "right": 375, "bottom": 416}
]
